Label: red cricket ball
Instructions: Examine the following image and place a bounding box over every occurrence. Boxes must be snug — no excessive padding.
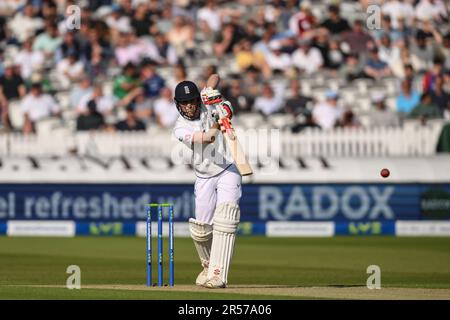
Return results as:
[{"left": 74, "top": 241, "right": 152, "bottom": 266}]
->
[{"left": 381, "top": 168, "right": 390, "bottom": 178}]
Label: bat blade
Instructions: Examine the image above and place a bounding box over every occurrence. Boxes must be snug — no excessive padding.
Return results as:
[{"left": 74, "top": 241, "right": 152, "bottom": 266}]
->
[{"left": 223, "top": 128, "right": 253, "bottom": 176}]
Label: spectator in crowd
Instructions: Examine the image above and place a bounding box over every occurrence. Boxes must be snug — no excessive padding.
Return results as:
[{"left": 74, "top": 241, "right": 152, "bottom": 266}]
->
[
  {"left": 115, "top": 104, "right": 146, "bottom": 131},
  {"left": 311, "top": 28, "right": 330, "bottom": 65},
  {"left": 221, "top": 76, "right": 253, "bottom": 114},
  {"left": 83, "top": 23, "right": 113, "bottom": 78},
  {"left": 214, "top": 20, "right": 246, "bottom": 59},
  {"left": 291, "top": 38, "right": 323, "bottom": 74},
  {"left": 382, "top": 0, "right": 415, "bottom": 29},
  {"left": 132, "top": 90, "right": 153, "bottom": 121},
  {"left": 106, "top": 3, "right": 132, "bottom": 42},
  {"left": 409, "top": 91, "right": 442, "bottom": 119},
  {"left": 284, "top": 79, "right": 313, "bottom": 118},
  {"left": 150, "top": 32, "right": 178, "bottom": 66},
  {"left": 55, "top": 31, "right": 82, "bottom": 63},
  {"left": 291, "top": 109, "right": 321, "bottom": 133},
  {"left": 325, "top": 38, "right": 345, "bottom": 71},
  {"left": 419, "top": 19, "right": 444, "bottom": 44},
  {"left": 410, "top": 30, "right": 435, "bottom": 72},
  {"left": 14, "top": 38, "right": 45, "bottom": 81},
  {"left": 27, "top": 65, "right": 54, "bottom": 94},
  {"left": 21, "top": 82, "right": 60, "bottom": 134},
  {"left": 403, "top": 64, "right": 417, "bottom": 82},
  {"left": 364, "top": 47, "right": 392, "bottom": 80},
  {"left": 55, "top": 53, "right": 85, "bottom": 90},
  {"left": 141, "top": 61, "right": 165, "bottom": 100},
  {"left": 240, "top": 65, "right": 263, "bottom": 101},
  {"left": 233, "top": 38, "right": 270, "bottom": 78},
  {"left": 118, "top": 0, "right": 135, "bottom": 17},
  {"left": 422, "top": 58, "right": 444, "bottom": 92},
  {"left": 0, "top": 61, "right": 26, "bottom": 102},
  {"left": 243, "top": 19, "right": 261, "bottom": 45},
  {"left": 113, "top": 31, "right": 139, "bottom": 67},
  {"left": 70, "top": 76, "right": 93, "bottom": 110},
  {"left": 156, "top": 4, "right": 174, "bottom": 35},
  {"left": 76, "top": 99, "right": 106, "bottom": 131},
  {"left": 397, "top": 79, "right": 421, "bottom": 114},
  {"left": 340, "top": 19, "right": 373, "bottom": 55},
  {"left": 113, "top": 62, "right": 140, "bottom": 101},
  {"left": 254, "top": 83, "right": 284, "bottom": 116},
  {"left": 390, "top": 47, "right": 413, "bottom": 78},
  {"left": 415, "top": 0, "right": 448, "bottom": 23},
  {"left": 265, "top": 41, "right": 292, "bottom": 74},
  {"left": 288, "top": 0, "right": 317, "bottom": 39},
  {"left": 167, "top": 15, "right": 195, "bottom": 59},
  {"left": 7, "top": 3, "right": 44, "bottom": 43},
  {"left": 130, "top": 3, "right": 152, "bottom": 38},
  {"left": 320, "top": 4, "right": 351, "bottom": 35},
  {"left": 339, "top": 53, "right": 367, "bottom": 81},
  {"left": 368, "top": 92, "right": 400, "bottom": 127},
  {"left": 153, "top": 87, "right": 179, "bottom": 129},
  {"left": 77, "top": 84, "right": 116, "bottom": 116},
  {"left": 33, "top": 22, "right": 62, "bottom": 59},
  {"left": 430, "top": 75, "right": 450, "bottom": 115},
  {"left": 339, "top": 109, "right": 361, "bottom": 128},
  {"left": 197, "top": 0, "right": 222, "bottom": 36},
  {"left": 312, "top": 90, "right": 343, "bottom": 130},
  {"left": 253, "top": 24, "right": 277, "bottom": 59},
  {"left": 378, "top": 33, "right": 401, "bottom": 71},
  {"left": 394, "top": 15, "right": 414, "bottom": 44}
]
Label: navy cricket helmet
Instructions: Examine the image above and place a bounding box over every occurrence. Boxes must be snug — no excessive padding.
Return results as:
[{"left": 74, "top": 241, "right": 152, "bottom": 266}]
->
[{"left": 174, "top": 81, "right": 201, "bottom": 120}]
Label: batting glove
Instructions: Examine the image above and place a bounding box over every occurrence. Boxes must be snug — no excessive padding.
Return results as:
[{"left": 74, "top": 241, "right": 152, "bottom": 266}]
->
[{"left": 201, "top": 87, "right": 222, "bottom": 105}]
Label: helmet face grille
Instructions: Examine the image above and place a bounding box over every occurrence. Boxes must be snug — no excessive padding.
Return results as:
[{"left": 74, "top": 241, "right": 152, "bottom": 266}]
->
[{"left": 175, "top": 97, "right": 201, "bottom": 121}]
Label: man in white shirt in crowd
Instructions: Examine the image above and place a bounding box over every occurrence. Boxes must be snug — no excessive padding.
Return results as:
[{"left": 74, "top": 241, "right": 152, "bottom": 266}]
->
[
  {"left": 368, "top": 91, "right": 400, "bottom": 127},
  {"left": 14, "top": 38, "right": 45, "bottom": 81},
  {"left": 265, "top": 41, "right": 292, "bottom": 74},
  {"left": 70, "top": 76, "right": 93, "bottom": 109},
  {"left": 197, "top": 0, "right": 222, "bottom": 35},
  {"left": 21, "top": 82, "right": 60, "bottom": 134},
  {"left": 312, "top": 90, "right": 343, "bottom": 130},
  {"left": 254, "top": 83, "right": 284, "bottom": 116},
  {"left": 415, "top": 0, "right": 448, "bottom": 22},
  {"left": 382, "top": 0, "right": 415, "bottom": 28},
  {"left": 292, "top": 38, "right": 323, "bottom": 74},
  {"left": 56, "top": 53, "right": 84, "bottom": 90},
  {"left": 153, "top": 87, "right": 179, "bottom": 129},
  {"left": 7, "top": 3, "right": 43, "bottom": 43},
  {"left": 77, "top": 84, "right": 116, "bottom": 116}
]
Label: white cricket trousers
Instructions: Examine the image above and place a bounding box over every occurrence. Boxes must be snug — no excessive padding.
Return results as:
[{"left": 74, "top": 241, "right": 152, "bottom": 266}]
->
[{"left": 194, "top": 164, "right": 242, "bottom": 225}]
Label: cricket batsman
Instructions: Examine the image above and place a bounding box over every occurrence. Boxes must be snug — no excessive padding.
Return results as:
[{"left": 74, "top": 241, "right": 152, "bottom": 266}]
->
[{"left": 173, "top": 74, "right": 241, "bottom": 289}]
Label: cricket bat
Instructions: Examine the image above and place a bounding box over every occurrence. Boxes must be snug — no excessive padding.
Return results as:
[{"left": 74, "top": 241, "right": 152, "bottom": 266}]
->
[{"left": 204, "top": 95, "right": 253, "bottom": 176}]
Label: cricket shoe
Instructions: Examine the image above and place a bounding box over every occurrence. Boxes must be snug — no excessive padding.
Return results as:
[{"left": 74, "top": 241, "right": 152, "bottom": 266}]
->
[
  {"left": 195, "top": 267, "right": 209, "bottom": 286},
  {"left": 204, "top": 276, "right": 226, "bottom": 289}
]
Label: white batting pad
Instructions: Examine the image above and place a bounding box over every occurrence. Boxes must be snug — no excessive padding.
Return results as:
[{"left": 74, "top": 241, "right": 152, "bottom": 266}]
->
[
  {"left": 189, "top": 218, "right": 213, "bottom": 268},
  {"left": 207, "top": 202, "right": 241, "bottom": 284}
]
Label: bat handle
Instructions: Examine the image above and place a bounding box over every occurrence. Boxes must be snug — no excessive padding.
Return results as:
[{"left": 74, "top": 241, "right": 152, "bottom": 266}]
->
[{"left": 220, "top": 118, "right": 235, "bottom": 140}]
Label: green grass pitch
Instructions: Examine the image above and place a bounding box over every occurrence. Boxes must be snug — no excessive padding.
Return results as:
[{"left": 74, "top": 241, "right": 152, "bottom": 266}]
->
[{"left": 0, "top": 236, "right": 449, "bottom": 299}]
